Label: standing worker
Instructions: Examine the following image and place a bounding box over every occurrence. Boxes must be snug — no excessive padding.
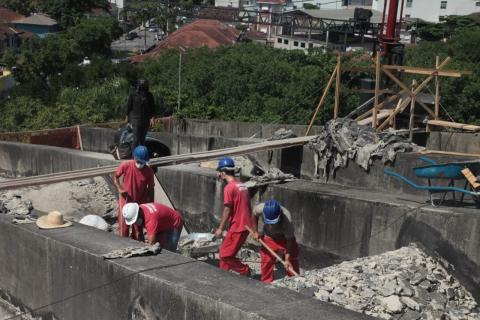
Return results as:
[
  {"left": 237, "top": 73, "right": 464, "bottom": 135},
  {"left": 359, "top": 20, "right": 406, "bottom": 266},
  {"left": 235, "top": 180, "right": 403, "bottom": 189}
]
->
[
  {"left": 125, "top": 78, "right": 155, "bottom": 148},
  {"left": 251, "top": 200, "right": 300, "bottom": 282},
  {"left": 122, "top": 202, "right": 183, "bottom": 251},
  {"left": 214, "top": 156, "right": 252, "bottom": 276},
  {"left": 113, "top": 145, "right": 155, "bottom": 240}
]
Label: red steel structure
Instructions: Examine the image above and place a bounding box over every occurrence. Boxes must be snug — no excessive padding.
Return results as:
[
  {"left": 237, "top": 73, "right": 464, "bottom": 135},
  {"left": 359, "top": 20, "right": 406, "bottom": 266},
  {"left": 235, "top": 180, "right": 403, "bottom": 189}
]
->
[{"left": 379, "top": 0, "right": 405, "bottom": 55}]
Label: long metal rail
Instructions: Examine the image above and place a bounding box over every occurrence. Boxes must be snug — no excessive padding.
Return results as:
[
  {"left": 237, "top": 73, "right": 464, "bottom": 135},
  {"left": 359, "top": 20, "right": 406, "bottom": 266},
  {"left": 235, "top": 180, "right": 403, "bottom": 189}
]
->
[{"left": 0, "top": 136, "right": 315, "bottom": 191}]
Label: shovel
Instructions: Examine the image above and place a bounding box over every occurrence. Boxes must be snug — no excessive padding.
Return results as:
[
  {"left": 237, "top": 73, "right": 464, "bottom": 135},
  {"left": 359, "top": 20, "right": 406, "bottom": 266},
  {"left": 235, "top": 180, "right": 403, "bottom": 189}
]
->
[{"left": 245, "top": 225, "right": 299, "bottom": 277}]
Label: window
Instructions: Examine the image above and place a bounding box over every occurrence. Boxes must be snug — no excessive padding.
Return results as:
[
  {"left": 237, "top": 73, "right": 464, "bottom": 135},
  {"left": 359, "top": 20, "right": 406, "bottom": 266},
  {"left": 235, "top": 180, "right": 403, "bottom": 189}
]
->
[
  {"left": 308, "top": 43, "right": 314, "bottom": 49},
  {"left": 405, "top": 14, "right": 411, "bottom": 18},
  {"left": 300, "top": 42, "right": 306, "bottom": 48},
  {"left": 293, "top": 41, "right": 299, "bottom": 46},
  {"left": 406, "top": 0, "right": 412, "bottom": 8},
  {"left": 283, "top": 39, "right": 289, "bottom": 44},
  {"left": 440, "top": 1, "right": 447, "bottom": 9},
  {"left": 439, "top": 15, "right": 446, "bottom": 21},
  {"left": 476, "top": 1, "right": 480, "bottom": 6},
  {"left": 277, "top": 37, "right": 282, "bottom": 43}
]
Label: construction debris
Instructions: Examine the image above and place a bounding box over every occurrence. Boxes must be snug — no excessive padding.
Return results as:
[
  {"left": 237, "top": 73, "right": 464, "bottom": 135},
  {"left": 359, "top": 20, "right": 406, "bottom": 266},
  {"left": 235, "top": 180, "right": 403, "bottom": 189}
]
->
[
  {"left": 244, "top": 168, "right": 296, "bottom": 188},
  {"left": 308, "top": 118, "right": 422, "bottom": 177},
  {"left": 268, "top": 128, "right": 297, "bottom": 141},
  {"left": 274, "top": 243, "right": 479, "bottom": 320},
  {"left": 178, "top": 233, "right": 220, "bottom": 258},
  {"left": 103, "top": 243, "right": 161, "bottom": 259},
  {"left": 0, "top": 191, "right": 33, "bottom": 216}
]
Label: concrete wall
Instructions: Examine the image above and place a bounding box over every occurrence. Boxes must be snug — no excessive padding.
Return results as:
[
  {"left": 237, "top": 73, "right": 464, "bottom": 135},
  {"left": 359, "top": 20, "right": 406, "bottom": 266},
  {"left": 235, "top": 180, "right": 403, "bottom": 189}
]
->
[
  {"left": 157, "top": 164, "right": 480, "bottom": 298},
  {"left": 0, "top": 141, "right": 116, "bottom": 178},
  {"left": 79, "top": 126, "right": 173, "bottom": 154},
  {"left": 0, "top": 216, "right": 371, "bottom": 320}
]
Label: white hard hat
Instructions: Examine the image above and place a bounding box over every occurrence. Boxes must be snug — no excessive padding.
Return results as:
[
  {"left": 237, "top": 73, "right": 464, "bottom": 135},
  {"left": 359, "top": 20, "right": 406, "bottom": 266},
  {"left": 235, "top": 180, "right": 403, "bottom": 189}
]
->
[
  {"left": 79, "top": 214, "right": 109, "bottom": 231},
  {"left": 122, "top": 203, "right": 139, "bottom": 225}
]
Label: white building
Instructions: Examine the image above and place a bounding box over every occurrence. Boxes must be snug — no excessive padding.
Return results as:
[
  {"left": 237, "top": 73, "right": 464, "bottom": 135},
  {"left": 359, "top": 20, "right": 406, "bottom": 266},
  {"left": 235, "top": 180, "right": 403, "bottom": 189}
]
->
[
  {"left": 372, "top": 0, "right": 480, "bottom": 22},
  {"left": 109, "top": 0, "right": 125, "bottom": 9}
]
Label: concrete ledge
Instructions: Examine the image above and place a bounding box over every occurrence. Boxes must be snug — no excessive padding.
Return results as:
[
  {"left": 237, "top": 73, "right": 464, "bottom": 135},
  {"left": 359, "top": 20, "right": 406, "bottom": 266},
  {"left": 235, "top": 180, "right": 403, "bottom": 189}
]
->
[{"left": 0, "top": 216, "right": 372, "bottom": 320}]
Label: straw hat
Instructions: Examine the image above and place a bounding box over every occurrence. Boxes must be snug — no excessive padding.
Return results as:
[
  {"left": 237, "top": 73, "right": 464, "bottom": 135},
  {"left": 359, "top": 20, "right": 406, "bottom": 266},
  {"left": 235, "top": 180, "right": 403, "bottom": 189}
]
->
[{"left": 36, "top": 211, "right": 72, "bottom": 229}]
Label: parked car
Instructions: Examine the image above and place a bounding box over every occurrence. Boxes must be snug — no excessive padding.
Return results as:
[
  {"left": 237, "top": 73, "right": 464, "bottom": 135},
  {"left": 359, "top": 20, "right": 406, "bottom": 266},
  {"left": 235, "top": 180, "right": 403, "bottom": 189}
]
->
[
  {"left": 148, "top": 27, "right": 157, "bottom": 32},
  {"left": 125, "top": 32, "right": 138, "bottom": 40}
]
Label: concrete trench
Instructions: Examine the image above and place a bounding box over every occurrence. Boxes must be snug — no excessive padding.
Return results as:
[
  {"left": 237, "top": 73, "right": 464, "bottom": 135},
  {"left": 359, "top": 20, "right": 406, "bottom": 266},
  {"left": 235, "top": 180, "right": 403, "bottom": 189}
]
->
[{"left": 0, "top": 121, "right": 479, "bottom": 319}]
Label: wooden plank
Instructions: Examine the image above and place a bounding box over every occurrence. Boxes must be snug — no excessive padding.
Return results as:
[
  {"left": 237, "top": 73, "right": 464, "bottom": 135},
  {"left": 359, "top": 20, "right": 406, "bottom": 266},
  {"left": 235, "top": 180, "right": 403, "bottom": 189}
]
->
[
  {"left": 373, "top": 52, "right": 381, "bottom": 128},
  {"left": 461, "top": 168, "right": 480, "bottom": 190},
  {"left": 343, "top": 65, "right": 471, "bottom": 77},
  {"left": 0, "top": 136, "right": 316, "bottom": 191},
  {"left": 382, "top": 65, "right": 470, "bottom": 77},
  {"left": 357, "top": 109, "right": 390, "bottom": 125},
  {"left": 409, "top": 80, "right": 416, "bottom": 141},
  {"left": 381, "top": 68, "right": 435, "bottom": 118},
  {"left": 377, "top": 57, "right": 451, "bottom": 131},
  {"left": 334, "top": 55, "right": 341, "bottom": 120},
  {"left": 419, "top": 149, "right": 480, "bottom": 158},
  {"left": 425, "top": 119, "right": 480, "bottom": 132},
  {"left": 305, "top": 66, "right": 337, "bottom": 136},
  {"left": 435, "top": 56, "right": 440, "bottom": 119}
]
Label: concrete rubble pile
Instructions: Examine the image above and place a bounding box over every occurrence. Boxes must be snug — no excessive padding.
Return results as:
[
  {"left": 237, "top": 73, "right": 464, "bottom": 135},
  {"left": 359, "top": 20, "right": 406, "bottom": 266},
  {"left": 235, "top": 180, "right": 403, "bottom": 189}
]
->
[
  {"left": 275, "top": 244, "right": 479, "bottom": 320},
  {"left": 0, "top": 191, "right": 33, "bottom": 216},
  {"left": 308, "top": 118, "right": 422, "bottom": 177}
]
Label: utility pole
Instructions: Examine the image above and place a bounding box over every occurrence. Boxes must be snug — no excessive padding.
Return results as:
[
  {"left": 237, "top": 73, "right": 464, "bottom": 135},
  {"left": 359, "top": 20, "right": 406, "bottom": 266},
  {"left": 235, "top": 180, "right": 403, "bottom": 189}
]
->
[{"left": 177, "top": 50, "right": 182, "bottom": 112}]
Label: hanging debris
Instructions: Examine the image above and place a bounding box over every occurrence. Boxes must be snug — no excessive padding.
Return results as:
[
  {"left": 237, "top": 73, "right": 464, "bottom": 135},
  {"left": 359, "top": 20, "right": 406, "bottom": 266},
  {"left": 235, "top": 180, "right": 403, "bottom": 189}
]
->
[{"left": 308, "top": 118, "right": 422, "bottom": 177}]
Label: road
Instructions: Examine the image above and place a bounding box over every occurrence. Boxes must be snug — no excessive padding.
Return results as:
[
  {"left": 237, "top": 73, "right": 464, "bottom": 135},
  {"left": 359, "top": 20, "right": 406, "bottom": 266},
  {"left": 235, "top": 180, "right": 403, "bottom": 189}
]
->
[{"left": 111, "top": 26, "right": 159, "bottom": 54}]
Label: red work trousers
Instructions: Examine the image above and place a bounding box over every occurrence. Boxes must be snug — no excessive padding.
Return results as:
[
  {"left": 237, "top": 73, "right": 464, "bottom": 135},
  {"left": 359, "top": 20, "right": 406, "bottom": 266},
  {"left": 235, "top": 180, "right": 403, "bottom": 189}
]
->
[
  {"left": 118, "top": 198, "right": 143, "bottom": 240},
  {"left": 260, "top": 236, "right": 300, "bottom": 283},
  {"left": 219, "top": 230, "right": 250, "bottom": 276}
]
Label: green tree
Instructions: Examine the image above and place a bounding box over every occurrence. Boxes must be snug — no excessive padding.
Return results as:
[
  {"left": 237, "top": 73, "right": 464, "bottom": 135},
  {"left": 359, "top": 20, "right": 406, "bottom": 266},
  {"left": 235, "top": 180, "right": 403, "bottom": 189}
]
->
[
  {"left": 37, "top": 0, "right": 110, "bottom": 28},
  {"left": 0, "top": 0, "right": 35, "bottom": 15}
]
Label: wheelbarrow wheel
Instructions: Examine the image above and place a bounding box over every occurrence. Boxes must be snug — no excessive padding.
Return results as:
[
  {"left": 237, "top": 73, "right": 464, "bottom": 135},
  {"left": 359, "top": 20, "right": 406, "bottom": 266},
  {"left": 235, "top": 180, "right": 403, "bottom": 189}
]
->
[{"left": 429, "top": 191, "right": 449, "bottom": 208}]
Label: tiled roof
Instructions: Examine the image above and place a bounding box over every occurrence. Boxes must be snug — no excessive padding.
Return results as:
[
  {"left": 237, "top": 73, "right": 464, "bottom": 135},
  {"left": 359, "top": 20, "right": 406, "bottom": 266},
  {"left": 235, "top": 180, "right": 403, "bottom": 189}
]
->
[
  {"left": 0, "top": 7, "right": 24, "bottom": 24},
  {"left": 130, "top": 19, "right": 240, "bottom": 62},
  {"left": 0, "top": 24, "right": 34, "bottom": 39}
]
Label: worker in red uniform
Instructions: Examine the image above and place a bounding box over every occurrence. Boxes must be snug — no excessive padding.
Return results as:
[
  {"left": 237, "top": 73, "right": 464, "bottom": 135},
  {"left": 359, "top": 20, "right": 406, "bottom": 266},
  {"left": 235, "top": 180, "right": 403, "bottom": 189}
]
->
[
  {"left": 122, "top": 202, "right": 183, "bottom": 251},
  {"left": 214, "top": 156, "right": 252, "bottom": 276},
  {"left": 113, "top": 145, "right": 154, "bottom": 240},
  {"left": 251, "top": 200, "right": 300, "bottom": 283}
]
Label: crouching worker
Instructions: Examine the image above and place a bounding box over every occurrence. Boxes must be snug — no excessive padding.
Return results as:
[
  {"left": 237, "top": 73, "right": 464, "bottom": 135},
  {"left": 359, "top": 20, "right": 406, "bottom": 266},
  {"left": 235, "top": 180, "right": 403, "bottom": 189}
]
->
[
  {"left": 251, "top": 200, "right": 300, "bottom": 283},
  {"left": 122, "top": 202, "right": 183, "bottom": 251}
]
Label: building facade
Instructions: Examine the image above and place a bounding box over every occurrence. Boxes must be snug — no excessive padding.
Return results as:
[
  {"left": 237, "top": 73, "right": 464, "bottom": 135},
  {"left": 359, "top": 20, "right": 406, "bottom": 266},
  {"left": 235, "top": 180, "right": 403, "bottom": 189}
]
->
[{"left": 372, "top": 0, "right": 480, "bottom": 22}]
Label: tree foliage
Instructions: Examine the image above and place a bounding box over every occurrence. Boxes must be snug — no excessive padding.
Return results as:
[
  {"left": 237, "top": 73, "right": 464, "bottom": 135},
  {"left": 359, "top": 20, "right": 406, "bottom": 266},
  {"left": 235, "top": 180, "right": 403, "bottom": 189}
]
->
[
  {"left": 14, "top": 17, "right": 122, "bottom": 82},
  {"left": 410, "top": 15, "right": 480, "bottom": 41},
  {"left": 404, "top": 29, "right": 480, "bottom": 124}
]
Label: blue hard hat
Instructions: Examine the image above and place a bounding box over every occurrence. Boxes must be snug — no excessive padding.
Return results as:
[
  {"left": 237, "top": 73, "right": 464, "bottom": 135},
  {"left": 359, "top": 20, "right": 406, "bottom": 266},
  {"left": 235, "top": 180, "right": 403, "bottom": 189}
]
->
[
  {"left": 217, "top": 156, "right": 235, "bottom": 171},
  {"left": 133, "top": 145, "right": 150, "bottom": 164},
  {"left": 263, "top": 199, "right": 281, "bottom": 225}
]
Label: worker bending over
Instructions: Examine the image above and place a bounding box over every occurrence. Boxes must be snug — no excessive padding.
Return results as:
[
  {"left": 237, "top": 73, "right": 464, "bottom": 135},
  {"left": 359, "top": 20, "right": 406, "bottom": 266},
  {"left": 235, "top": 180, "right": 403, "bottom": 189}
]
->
[
  {"left": 215, "top": 156, "right": 252, "bottom": 276},
  {"left": 113, "top": 145, "right": 154, "bottom": 240},
  {"left": 122, "top": 202, "right": 183, "bottom": 251},
  {"left": 251, "top": 200, "right": 300, "bottom": 282}
]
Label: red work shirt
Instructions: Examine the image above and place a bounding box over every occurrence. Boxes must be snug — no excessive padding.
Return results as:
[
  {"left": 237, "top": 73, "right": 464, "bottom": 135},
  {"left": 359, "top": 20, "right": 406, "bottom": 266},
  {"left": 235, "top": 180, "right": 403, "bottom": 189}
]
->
[
  {"left": 140, "top": 203, "right": 182, "bottom": 236},
  {"left": 223, "top": 180, "right": 252, "bottom": 233},
  {"left": 115, "top": 160, "right": 154, "bottom": 204}
]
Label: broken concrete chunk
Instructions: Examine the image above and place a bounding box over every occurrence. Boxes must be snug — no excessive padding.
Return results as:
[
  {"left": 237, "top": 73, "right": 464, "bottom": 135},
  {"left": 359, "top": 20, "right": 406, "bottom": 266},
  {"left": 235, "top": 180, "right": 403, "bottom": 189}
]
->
[
  {"left": 401, "top": 297, "right": 421, "bottom": 312},
  {"left": 380, "top": 295, "right": 404, "bottom": 314}
]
